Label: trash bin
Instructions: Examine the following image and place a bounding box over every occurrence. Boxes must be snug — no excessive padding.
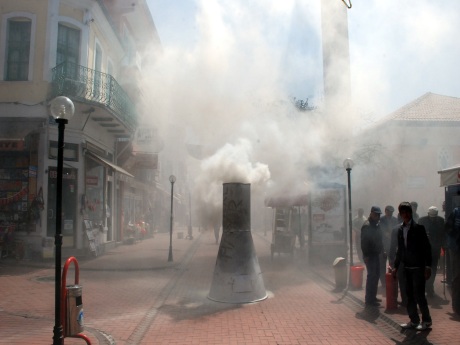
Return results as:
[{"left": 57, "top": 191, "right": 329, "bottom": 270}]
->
[
  {"left": 350, "top": 265, "right": 364, "bottom": 289},
  {"left": 66, "top": 285, "right": 84, "bottom": 336},
  {"left": 333, "top": 257, "right": 347, "bottom": 290}
]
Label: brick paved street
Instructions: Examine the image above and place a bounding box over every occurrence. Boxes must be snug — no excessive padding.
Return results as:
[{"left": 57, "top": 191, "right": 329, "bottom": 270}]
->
[{"left": 1, "top": 229, "right": 459, "bottom": 344}]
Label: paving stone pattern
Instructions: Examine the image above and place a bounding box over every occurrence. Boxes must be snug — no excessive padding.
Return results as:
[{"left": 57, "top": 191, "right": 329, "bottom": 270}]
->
[{"left": 0, "top": 229, "right": 458, "bottom": 344}]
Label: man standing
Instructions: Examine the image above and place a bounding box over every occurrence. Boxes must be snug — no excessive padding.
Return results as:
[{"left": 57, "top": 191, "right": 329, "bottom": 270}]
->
[
  {"left": 445, "top": 206, "right": 460, "bottom": 316},
  {"left": 379, "top": 205, "right": 399, "bottom": 290},
  {"left": 353, "top": 208, "right": 367, "bottom": 263},
  {"left": 361, "top": 206, "right": 383, "bottom": 307},
  {"left": 418, "top": 206, "right": 445, "bottom": 297},
  {"left": 393, "top": 202, "right": 432, "bottom": 331}
]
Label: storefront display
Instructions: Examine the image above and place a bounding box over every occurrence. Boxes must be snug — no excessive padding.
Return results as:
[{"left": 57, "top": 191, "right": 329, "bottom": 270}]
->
[{"left": 0, "top": 138, "right": 37, "bottom": 232}]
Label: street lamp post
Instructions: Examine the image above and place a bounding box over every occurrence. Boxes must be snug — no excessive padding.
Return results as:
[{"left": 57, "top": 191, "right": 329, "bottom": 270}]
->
[
  {"left": 343, "top": 158, "right": 354, "bottom": 268},
  {"left": 168, "top": 175, "right": 176, "bottom": 262},
  {"left": 343, "top": 158, "right": 354, "bottom": 267},
  {"left": 50, "top": 96, "right": 75, "bottom": 345}
]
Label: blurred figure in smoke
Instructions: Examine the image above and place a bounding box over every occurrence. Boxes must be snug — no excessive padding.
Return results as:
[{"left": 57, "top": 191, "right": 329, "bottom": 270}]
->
[
  {"left": 352, "top": 208, "right": 367, "bottom": 263},
  {"left": 214, "top": 222, "right": 221, "bottom": 244},
  {"left": 418, "top": 206, "right": 445, "bottom": 298},
  {"left": 411, "top": 201, "right": 420, "bottom": 222},
  {"left": 393, "top": 202, "right": 432, "bottom": 331},
  {"left": 379, "top": 205, "right": 399, "bottom": 291},
  {"left": 361, "top": 206, "right": 383, "bottom": 307}
]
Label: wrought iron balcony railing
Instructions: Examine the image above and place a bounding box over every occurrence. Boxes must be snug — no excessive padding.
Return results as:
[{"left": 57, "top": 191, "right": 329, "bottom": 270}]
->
[{"left": 50, "top": 61, "right": 137, "bottom": 130}]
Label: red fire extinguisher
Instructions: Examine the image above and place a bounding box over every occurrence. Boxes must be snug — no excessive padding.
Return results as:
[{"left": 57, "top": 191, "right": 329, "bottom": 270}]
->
[{"left": 386, "top": 267, "right": 398, "bottom": 310}]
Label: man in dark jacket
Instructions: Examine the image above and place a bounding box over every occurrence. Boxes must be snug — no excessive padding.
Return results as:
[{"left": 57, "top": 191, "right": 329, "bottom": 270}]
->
[
  {"left": 361, "top": 206, "right": 383, "bottom": 307},
  {"left": 393, "top": 202, "right": 432, "bottom": 331}
]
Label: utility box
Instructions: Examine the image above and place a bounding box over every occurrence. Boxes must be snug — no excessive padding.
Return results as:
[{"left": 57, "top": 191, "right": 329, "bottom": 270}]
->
[
  {"left": 66, "top": 285, "right": 84, "bottom": 336},
  {"left": 333, "top": 257, "right": 347, "bottom": 290},
  {"left": 42, "top": 237, "right": 54, "bottom": 259}
]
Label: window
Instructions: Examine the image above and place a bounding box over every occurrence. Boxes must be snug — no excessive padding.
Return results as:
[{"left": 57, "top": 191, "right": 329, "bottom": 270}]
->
[
  {"left": 5, "top": 18, "right": 31, "bottom": 81},
  {"left": 57, "top": 24, "right": 80, "bottom": 77},
  {"left": 48, "top": 141, "right": 79, "bottom": 161}
]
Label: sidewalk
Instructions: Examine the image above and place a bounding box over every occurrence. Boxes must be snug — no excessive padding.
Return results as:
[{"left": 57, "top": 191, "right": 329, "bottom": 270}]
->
[
  {"left": 1, "top": 229, "right": 459, "bottom": 344},
  {"left": 0, "top": 227, "right": 198, "bottom": 345},
  {"left": 308, "top": 255, "right": 460, "bottom": 345}
]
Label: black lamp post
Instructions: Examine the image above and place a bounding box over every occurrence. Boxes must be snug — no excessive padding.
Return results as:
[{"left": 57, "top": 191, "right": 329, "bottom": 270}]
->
[
  {"left": 168, "top": 175, "right": 176, "bottom": 262},
  {"left": 343, "top": 158, "right": 354, "bottom": 267},
  {"left": 50, "top": 96, "right": 75, "bottom": 345}
]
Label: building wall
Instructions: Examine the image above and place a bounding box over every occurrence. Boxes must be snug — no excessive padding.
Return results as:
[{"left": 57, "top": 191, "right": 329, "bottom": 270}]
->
[
  {"left": 0, "top": 0, "right": 161, "bottom": 258},
  {"left": 353, "top": 121, "right": 460, "bottom": 218}
]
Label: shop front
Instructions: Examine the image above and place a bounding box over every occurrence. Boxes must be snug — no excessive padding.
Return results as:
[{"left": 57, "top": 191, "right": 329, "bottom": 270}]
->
[
  {"left": 84, "top": 150, "right": 133, "bottom": 249},
  {"left": 0, "top": 135, "right": 40, "bottom": 258}
]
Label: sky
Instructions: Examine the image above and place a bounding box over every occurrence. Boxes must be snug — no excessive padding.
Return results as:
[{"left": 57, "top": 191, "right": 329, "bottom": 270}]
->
[
  {"left": 146, "top": 0, "right": 460, "bottom": 120},
  {"left": 142, "top": 0, "right": 460, "bottom": 226}
]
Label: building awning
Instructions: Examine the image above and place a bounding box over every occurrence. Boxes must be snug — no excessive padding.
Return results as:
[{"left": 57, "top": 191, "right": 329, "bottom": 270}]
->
[
  {"left": 86, "top": 151, "right": 134, "bottom": 178},
  {"left": 0, "top": 117, "right": 45, "bottom": 139},
  {"left": 122, "top": 151, "right": 158, "bottom": 170},
  {"left": 438, "top": 165, "right": 460, "bottom": 187}
]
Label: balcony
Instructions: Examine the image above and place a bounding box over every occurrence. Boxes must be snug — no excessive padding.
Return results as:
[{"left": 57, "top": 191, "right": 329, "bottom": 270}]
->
[{"left": 50, "top": 61, "right": 137, "bottom": 131}]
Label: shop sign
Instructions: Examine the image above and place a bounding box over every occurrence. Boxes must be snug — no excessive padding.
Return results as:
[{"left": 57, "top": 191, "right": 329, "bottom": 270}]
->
[
  {"left": 0, "top": 140, "right": 25, "bottom": 151},
  {"left": 49, "top": 169, "right": 77, "bottom": 180},
  {"left": 86, "top": 175, "right": 99, "bottom": 186}
]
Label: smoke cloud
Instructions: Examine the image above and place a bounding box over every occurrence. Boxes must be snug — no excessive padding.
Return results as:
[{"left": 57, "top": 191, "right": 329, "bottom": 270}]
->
[{"left": 141, "top": 0, "right": 361, "bottom": 227}]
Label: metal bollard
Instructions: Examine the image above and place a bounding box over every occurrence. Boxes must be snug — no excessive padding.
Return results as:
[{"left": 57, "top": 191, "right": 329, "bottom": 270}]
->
[{"left": 333, "top": 257, "right": 347, "bottom": 290}]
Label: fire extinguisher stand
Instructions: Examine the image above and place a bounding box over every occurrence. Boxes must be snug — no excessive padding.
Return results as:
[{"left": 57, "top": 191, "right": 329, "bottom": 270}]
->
[
  {"left": 385, "top": 267, "right": 398, "bottom": 311},
  {"left": 61, "top": 256, "right": 92, "bottom": 344}
]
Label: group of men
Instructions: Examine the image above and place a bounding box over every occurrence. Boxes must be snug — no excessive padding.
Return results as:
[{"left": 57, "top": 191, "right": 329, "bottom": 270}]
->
[{"left": 353, "top": 202, "right": 460, "bottom": 332}]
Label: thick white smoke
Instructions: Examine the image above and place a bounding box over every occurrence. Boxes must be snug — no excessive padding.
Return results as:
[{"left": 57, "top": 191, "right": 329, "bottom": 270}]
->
[{"left": 141, "top": 0, "right": 355, "bottom": 228}]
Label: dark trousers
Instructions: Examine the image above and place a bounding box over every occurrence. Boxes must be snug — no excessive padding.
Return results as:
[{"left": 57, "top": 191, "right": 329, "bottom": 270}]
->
[
  {"left": 365, "top": 255, "right": 380, "bottom": 303},
  {"left": 405, "top": 267, "right": 431, "bottom": 323},
  {"left": 426, "top": 252, "right": 440, "bottom": 295},
  {"left": 379, "top": 252, "right": 387, "bottom": 288},
  {"left": 449, "top": 249, "right": 460, "bottom": 315},
  {"left": 397, "top": 263, "right": 407, "bottom": 305},
  {"left": 446, "top": 250, "right": 452, "bottom": 284}
]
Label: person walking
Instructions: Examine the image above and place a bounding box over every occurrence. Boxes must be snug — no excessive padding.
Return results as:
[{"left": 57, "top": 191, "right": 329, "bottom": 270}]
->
[
  {"left": 379, "top": 205, "right": 399, "bottom": 291},
  {"left": 361, "top": 206, "right": 384, "bottom": 307},
  {"left": 445, "top": 206, "right": 460, "bottom": 316},
  {"left": 353, "top": 208, "right": 367, "bottom": 263},
  {"left": 392, "top": 202, "right": 432, "bottom": 331},
  {"left": 418, "top": 206, "right": 445, "bottom": 298}
]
